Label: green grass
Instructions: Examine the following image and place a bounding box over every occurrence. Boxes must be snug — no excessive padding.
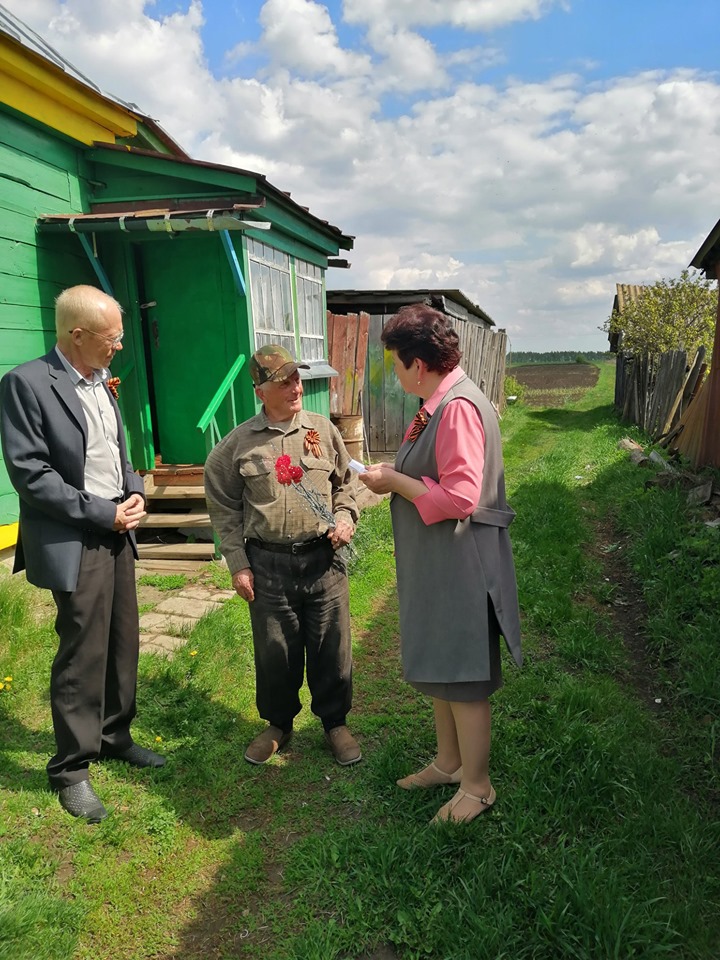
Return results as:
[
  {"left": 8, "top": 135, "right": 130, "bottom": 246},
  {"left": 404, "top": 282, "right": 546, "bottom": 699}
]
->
[
  {"left": 1, "top": 360, "right": 718, "bottom": 959},
  {"left": 136, "top": 573, "right": 188, "bottom": 591}
]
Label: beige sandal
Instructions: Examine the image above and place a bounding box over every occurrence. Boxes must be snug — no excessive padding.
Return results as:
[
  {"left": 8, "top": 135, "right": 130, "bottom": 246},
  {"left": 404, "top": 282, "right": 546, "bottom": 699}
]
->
[
  {"left": 396, "top": 762, "right": 462, "bottom": 790},
  {"left": 430, "top": 785, "right": 496, "bottom": 823}
]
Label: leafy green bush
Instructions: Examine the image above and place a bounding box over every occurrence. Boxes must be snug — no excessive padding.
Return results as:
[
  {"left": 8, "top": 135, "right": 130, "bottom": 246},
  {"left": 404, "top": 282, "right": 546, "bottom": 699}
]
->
[
  {"left": 605, "top": 269, "right": 716, "bottom": 355},
  {"left": 504, "top": 374, "right": 525, "bottom": 402}
]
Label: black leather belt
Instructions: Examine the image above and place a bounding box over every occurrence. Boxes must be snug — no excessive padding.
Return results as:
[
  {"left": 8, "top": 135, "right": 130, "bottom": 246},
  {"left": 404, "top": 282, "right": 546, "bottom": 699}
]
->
[{"left": 246, "top": 535, "right": 328, "bottom": 555}]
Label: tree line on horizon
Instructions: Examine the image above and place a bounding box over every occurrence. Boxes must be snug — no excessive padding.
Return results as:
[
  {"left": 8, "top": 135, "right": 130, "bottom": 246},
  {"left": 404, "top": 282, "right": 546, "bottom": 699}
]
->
[{"left": 507, "top": 350, "right": 614, "bottom": 365}]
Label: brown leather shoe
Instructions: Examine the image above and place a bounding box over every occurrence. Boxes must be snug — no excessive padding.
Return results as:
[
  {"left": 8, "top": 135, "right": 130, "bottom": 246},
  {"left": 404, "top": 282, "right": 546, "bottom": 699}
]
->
[
  {"left": 244, "top": 725, "right": 292, "bottom": 765},
  {"left": 325, "top": 725, "right": 362, "bottom": 766}
]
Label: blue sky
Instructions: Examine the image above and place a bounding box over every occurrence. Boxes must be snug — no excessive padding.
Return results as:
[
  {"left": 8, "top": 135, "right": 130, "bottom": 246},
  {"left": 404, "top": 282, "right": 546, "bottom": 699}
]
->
[
  {"left": 155, "top": 0, "right": 720, "bottom": 85},
  {"left": 8, "top": 0, "right": 720, "bottom": 350}
]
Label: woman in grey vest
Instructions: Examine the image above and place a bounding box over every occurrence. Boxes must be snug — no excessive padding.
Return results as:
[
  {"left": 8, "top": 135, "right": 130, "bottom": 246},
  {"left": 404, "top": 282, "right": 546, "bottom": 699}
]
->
[{"left": 360, "top": 303, "right": 522, "bottom": 823}]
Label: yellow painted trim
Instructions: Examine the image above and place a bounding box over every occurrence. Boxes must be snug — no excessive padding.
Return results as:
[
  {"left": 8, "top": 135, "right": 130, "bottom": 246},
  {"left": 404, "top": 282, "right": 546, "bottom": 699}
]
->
[
  {"left": 0, "top": 523, "right": 19, "bottom": 551},
  {"left": 0, "top": 36, "right": 137, "bottom": 144},
  {"left": 0, "top": 69, "right": 125, "bottom": 145}
]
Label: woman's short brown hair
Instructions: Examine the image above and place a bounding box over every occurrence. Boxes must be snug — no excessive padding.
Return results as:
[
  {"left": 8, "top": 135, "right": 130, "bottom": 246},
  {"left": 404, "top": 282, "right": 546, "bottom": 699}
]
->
[{"left": 381, "top": 303, "right": 461, "bottom": 374}]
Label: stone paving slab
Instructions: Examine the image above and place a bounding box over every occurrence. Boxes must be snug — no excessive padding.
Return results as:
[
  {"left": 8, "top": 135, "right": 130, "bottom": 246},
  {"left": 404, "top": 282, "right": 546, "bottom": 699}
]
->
[
  {"left": 138, "top": 612, "right": 195, "bottom": 634},
  {"left": 175, "top": 586, "right": 220, "bottom": 600},
  {"left": 153, "top": 597, "right": 223, "bottom": 618},
  {"left": 207, "top": 589, "right": 236, "bottom": 601},
  {"left": 139, "top": 633, "right": 187, "bottom": 656}
]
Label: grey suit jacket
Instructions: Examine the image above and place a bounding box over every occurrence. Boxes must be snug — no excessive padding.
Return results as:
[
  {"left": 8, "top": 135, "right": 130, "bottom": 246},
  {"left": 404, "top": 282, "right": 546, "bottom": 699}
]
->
[{"left": 0, "top": 349, "right": 144, "bottom": 591}]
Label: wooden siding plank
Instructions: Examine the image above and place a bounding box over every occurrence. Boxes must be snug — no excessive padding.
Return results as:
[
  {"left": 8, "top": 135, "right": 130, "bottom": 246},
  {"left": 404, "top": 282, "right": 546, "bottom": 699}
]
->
[
  {"left": 0, "top": 237, "right": 90, "bottom": 284},
  {"left": 0, "top": 303, "right": 55, "bottom": 330},
  {"left": 354, "top": 311, "right": 369, "bottom": 416},
  {"left": 327, "top": 309, "right": 338, "bottom": 414},
  {"left": 0, "top": 142, "right": 73, "bottom": 204},
  {"left": 0, "top": 110, "right": 82, "bottom": 169},
  {"left": 0, "top": 176, "right": 73, "bottom": 215},
  {"left": 0, "top": 491, "right": 18, "bottom": 526},
  {"left": 0, "top": 205, "right": 42, "bottom": 244},
  {"left": 0, "top": 272, "right": 66, "bottom": 308},
  {"left": 366, "top": 312, "right": 385, "bottom": 450},
  {"left": 0, "top": 329, "right": 55, "bottom": 364},
  {"left": 382, "top": 314, "right": 406, "bottom": 451},
  {"left": 327, "top": 311, "right": 370, "bottom": 417},
  {"left": 341, "top": 313, "right": 356, "bottom": 415}
]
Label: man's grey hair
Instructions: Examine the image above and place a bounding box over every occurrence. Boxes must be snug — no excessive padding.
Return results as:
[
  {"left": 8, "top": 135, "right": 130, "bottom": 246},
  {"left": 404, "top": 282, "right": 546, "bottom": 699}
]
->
[{"left": 55, "top": 285, "right": 123, "bottom": 340}]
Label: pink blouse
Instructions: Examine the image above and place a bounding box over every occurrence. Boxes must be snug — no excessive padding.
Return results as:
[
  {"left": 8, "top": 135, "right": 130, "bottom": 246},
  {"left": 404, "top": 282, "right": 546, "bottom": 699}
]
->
[{"left": 406, "top": 367, "right": 486, "bottom": 526}]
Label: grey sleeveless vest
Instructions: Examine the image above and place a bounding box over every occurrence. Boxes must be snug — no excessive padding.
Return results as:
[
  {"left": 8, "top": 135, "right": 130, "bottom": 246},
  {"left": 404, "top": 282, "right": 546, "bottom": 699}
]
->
[{"left": 391, "top": 374, "right": 522, "bottom": 683}]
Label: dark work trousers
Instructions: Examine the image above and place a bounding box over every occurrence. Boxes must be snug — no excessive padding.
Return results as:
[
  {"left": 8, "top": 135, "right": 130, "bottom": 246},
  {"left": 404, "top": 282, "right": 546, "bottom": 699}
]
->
[
  {"left": 48, "top": 530, "right": 139, "bottom": 789},
  {"left": 246, "top": 541, "right": 353, "bottom": 732}
]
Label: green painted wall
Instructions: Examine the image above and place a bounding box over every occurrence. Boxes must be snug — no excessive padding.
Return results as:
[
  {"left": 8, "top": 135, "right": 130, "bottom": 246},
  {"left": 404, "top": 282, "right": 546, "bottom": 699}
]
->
[
  {"left": 0, "top": 108, "right": 94, "bottom": 525},
  {"left": 138, "top": 232, "right": 255, "bottom": 464},
  {"left": 98, "top": 239, "right": 156, "bottom": 470},
  {"left": 1, "top": 119, "right": 347, "bottom": 515},
  {"left": 302, "top": 378, "right": 331, "bottom": 417}
]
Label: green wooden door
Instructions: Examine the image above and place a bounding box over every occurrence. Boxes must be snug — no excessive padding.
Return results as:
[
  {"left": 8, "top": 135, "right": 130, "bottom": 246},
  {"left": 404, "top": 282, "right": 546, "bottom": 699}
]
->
[{"left": 139, "top": 236, "right": 243, "bottom": 465}]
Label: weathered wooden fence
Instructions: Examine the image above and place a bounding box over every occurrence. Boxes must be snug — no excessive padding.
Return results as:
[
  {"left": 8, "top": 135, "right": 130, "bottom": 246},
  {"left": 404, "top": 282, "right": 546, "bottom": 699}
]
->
[
  {"left": 455, "top": 321, "right": 507, "bottom": 410},
  {"left": 327, "top": 311, "right": 370, "bottom": 417},
  {"left": 327, "top": 311, "right": 371, "bottom": 461},
  {"left": 615, "top": 348, "right": 706, "bottom": 440}
]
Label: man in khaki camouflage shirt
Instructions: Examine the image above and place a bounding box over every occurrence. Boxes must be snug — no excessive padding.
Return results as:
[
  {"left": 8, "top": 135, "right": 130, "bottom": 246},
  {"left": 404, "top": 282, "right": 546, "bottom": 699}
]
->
[{"left": 204, "top": 344, "right": 362, "bottom": 766}]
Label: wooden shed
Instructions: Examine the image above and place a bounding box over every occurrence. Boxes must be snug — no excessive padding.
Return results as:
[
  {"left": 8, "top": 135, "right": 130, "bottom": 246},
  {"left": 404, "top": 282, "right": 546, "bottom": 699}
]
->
[
  {"left": 0, "top": 8, "right": 352, "bottom": 553},
  {"left": 326, "top": 289, "right": 507, "bottom": 456}
]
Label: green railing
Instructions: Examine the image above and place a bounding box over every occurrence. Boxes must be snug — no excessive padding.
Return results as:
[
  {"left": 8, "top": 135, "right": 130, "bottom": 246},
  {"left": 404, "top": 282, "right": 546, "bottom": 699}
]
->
[
  {"left": 196, "top": 353, "right": 247, "bottom": 457},
  {"left": 196, "top": 353, "right": 247, "bottom": 560}
]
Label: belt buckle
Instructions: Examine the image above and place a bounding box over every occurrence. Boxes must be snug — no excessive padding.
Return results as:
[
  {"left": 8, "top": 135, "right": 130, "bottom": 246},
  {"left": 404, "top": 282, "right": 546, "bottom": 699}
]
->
[{"left": 290, "top": 541, "right": 302, "bottom": 554}]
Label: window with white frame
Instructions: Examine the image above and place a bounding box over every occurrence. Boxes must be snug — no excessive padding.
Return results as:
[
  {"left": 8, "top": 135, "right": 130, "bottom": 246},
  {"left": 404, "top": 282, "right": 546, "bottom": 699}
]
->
[
  {"left": 296, "top": 258, "right": 324, "bottom": 362},
  {"left": 247, "top": 240, "right": 326, "bottom": 363}
]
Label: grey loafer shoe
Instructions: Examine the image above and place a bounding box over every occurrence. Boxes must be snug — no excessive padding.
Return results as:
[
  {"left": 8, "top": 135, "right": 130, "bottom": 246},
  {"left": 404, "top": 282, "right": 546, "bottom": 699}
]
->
[{"left": 58, "top": 781, "right": 108, "bottom": 823}]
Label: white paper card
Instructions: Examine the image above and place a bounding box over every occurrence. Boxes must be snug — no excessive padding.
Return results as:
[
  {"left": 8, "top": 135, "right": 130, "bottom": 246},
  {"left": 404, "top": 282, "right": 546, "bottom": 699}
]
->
[{"left": 348, "top": 458, "right": 367, "bottom": 474}]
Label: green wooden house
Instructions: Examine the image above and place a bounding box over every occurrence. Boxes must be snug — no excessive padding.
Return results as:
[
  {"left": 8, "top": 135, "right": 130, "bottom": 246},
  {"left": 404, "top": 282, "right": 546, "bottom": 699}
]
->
[{"left": 0, "top": 7, "right": 353, "bottom": 553}]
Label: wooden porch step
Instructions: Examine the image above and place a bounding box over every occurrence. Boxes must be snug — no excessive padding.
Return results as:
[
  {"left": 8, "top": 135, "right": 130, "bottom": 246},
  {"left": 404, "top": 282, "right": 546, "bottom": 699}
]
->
[
  {"left": 139, "top": 510, "right": 211, "bottom": 528},
  {"left": 137, "top": 543, "right": 216, "bottom": 560},
  {"left": 136, "top": 559, "right": 212, "bottom": 573},
  {"left": 142, "top": 463, "right": 204, "bottom": 485},
  {"left": 145, "top": 484, "right": 207, "bottom": 500}
]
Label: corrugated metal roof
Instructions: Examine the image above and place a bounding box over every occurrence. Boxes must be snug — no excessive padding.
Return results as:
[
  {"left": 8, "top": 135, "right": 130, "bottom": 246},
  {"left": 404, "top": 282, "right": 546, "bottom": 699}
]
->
[
  {"left": 608, "top": 283, "right": 649, "bottom": 351},
  {"left": 690, "top": 217, "right": 720, "bottom": 275},
  {"left": 613, "top": 283, "right": 648, "bottom": 314},
  {"left": 91, "top": 142, "right": 354, "bottom": 248},
  {"left": 0, "top": 3, "right": 141, "bottom": 113},
  {"left": 1, "top": 2, "right": 353, "bottom": 250},
  {"left": 326, "top": 288, "right": 495, "bottom": 327},
  {"left": 0, "top": 2, "right": 187, "bottom": 156}
]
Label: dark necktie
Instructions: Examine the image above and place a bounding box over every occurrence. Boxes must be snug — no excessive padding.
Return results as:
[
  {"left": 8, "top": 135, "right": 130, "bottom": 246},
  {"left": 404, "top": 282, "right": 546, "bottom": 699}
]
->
[{"left": 407, "top": 407, "right": 429, "bottom": 443}]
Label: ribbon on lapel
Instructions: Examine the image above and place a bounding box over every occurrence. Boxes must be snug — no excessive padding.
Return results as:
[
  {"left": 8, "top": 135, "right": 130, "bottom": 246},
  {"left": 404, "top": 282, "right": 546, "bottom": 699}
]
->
[{"left": 406, "top": 407, "right": 430, "bottom": 443}]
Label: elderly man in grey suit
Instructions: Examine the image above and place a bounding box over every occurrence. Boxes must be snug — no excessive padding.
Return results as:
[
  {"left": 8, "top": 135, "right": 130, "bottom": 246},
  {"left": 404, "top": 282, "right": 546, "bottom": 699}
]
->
[{"left": 0, "top": 285, "right": 165, "bottom": 823}]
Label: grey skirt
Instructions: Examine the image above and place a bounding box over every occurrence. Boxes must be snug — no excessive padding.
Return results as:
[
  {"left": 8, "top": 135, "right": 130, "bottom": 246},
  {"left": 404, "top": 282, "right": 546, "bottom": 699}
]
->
[{"left": 408, "top": 597, "right": 503, "bottom": 702}]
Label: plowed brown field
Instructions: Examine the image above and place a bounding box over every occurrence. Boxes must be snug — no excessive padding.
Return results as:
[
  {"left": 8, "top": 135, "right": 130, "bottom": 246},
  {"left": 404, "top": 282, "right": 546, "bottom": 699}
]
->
[{"left": 510, "top": 362, "right": 600, "bottom": 406}]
